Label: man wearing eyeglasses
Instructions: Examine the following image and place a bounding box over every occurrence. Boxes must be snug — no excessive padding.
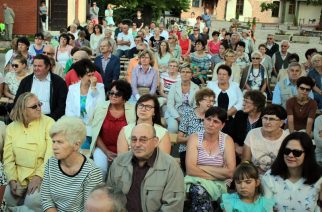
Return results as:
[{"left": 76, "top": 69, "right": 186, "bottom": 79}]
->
[
  {"left": 15, "top": 54, "right": 67, "bottom": 121},
  {"left": 42, "top": 45, "right": 64, "bottom": 78},
  {"left": 107, "top": 123, "right": 185, "bottom": 212},
  {"left": 265, "top": 34, "right": 279, "bottom": 58}
]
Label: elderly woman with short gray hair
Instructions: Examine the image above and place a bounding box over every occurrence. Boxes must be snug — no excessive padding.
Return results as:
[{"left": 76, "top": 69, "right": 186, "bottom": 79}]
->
[
  {"left": 40, "top": 116, "right": 103, "bottom": 212},
  {"left": 240, "top": 50, "right": 268, "bottom": 93}
]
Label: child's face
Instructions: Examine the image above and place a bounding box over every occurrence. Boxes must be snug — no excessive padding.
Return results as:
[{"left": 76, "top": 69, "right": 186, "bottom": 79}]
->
[{"left": 235, "top": 178, "right": 259, "bottom": 200}]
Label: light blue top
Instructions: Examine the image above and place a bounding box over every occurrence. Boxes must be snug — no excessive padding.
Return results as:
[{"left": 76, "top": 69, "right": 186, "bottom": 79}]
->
[
  {"left": 221, "top": 193, "right": 275, "bottom": 212},
  {"left": 272, "top": 78, "right": 313, "bottom": 105}
]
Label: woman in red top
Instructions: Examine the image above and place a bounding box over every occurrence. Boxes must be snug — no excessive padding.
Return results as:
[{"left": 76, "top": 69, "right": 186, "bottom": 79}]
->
[
  {"left": 207, "top": 31, "right": 221, "bottom": 55},
  {"left": 179, "top": 30, "right": 191, "bottom": 59},
  {"left": 90, "top": 80, "right": 135, "bottom": 179}
]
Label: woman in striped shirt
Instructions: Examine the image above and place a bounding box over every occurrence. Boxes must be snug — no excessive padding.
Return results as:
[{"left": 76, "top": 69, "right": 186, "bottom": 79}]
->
[
  {"left": 185, "top": 106, "right": 236, "bottom": 211},
  {"left": 41, "top": 117, "right": 103, "bottom": 212}
]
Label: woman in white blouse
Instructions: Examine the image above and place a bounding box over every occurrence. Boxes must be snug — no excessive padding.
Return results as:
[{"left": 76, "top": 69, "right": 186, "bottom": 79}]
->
[
  {"left": 90, "top": 24, "right": 104, "bottom": 56},
  {"left": 262, "top": 132, "right": 322, "bottom": 212}
]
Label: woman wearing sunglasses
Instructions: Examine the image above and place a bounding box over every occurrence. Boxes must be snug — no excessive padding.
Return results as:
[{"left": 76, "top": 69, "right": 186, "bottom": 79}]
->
[
  {"left": 117, "top": 94, "right": 171, "bottom": 155},
  {"left": 286, "top": 76, "right": 317, "bottom": 136},
  {"left": 65, "top": 59, "right": 105, "bottom": 151},
  {"left": 3, "top": 92, "right": 54, "bottom": 211},
  {"left": 90, "top": 80, "right": 135, "bottom": 179},
  {"left": 262, "top": 132, "right": 322, "bottom": 212},
  {"left": 3, "top": 55, "right": 29, "bottom": 103}
]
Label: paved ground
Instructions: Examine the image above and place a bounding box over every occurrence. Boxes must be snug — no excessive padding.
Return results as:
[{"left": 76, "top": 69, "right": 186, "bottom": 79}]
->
[{"left": 0, "top": 20, "right": 321, "bottom": 70}]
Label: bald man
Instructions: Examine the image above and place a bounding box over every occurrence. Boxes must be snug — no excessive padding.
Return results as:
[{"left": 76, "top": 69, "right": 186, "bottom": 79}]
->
[
  {"left": 42, "top": 45, "right": 65, "bottom": 78},
  {"left": 107, "top": 123, "right": 185, "bottom": 212},
  {"left": 65, "top": 50, "right": 103, "bottom": 87},
  {"left": 85, "top": 184, "right": 126, "bottom": 212}
]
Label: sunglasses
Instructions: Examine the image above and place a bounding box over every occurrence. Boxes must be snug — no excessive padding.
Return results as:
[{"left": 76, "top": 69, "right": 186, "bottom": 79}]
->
[
  {"left": 108, "top": 91, "right": 122, "bottom": 97},
  {"left": 43, "top": 51, "right": 54, "bottom": 55},
  {"left": 252, "top": 57, "right": 260, "bottom": 60},
  {"left": 267, "top": 37, "right": 273, "bottom": 40},
  {"left": 284, "top": 148, "right": 304, "bottom": 157},
  {"left": 11, "top": 64, "right": 19, "bottom": 68},
  {"left": 27, "top": 102, "right": 43, "bottom": 109},
  {"left": 298, "top": 86, "right": 311, "bottom": 92}
]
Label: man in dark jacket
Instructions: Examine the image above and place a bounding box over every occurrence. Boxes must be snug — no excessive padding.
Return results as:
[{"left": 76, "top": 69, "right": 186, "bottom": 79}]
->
[{"left": 15, "top": 54, "right": 67, "bottom": 121}]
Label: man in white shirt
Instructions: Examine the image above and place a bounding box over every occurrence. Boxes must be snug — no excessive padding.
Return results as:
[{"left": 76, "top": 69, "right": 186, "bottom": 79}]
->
[
  {"left": 115, "top": 22, "right": 134, "bottom": 58},
  {"left": 15, "top": 54, "right": 67, "bottom": 120},
  {"left": 159, "top": 23, "right": 169, "bottom": 40}
]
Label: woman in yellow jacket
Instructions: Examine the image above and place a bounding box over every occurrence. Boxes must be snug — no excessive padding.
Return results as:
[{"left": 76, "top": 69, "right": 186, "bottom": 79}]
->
[{"left": 3, "top": 92, "right": 54, "bottom": 212}]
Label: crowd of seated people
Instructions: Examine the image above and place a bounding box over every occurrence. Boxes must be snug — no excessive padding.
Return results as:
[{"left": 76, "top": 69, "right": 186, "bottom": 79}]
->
[{"left": 0, "top": 10, "right": 322, "bottom": 212}]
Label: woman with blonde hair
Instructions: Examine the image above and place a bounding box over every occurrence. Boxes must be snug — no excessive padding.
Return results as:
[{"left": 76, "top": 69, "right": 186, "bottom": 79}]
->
[
  {"left": 179, "top": 30, "right": 191, "bottom": 59},
  {"left": 4, "top": 92, "right": 54, "bottom": 211},
  {"left": 131, "top": 50, "right": 158, "bottom": 101}
]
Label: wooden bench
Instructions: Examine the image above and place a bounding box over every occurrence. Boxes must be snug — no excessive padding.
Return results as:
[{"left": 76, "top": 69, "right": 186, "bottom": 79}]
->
[
  {"left": 261, "top": 23, "right": 279, "bottom": 30},
  {"left": 119, "top": 57, "right": 130, "bottom": 80}
]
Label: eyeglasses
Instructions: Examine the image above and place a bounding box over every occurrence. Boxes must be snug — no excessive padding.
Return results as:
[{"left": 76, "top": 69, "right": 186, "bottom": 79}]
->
[
  {"left": 43, "top": 51, "right": 54, "bottom": 56},
  {"left": 202, "top": 98, "right": 215, "bottom": 104},
  {"left": 137, "top": 103, "right": 154, "bottom": 111},
  {"left": 284, "top": 148, "right": 305, "bottom": 157},
  {"left": 27, "top": 102, "right": 43, "bottom": 109},
  {"left": 281, "top": 45, "right": 288, "bottom": 47},
  {"left": 180, "top": 70, "right": 192, "bottom": 74},
  {"left": 11, "top": 64, "right": 19, "bottom": 68},
  {"left": 252, "top": 57, "right": 261, "bottom": 60},
  {"left": 169, "top": 65, "right": 178, "bottom": 68},
  {"left": 243, "top": 99, "right": 254, "bottom": 104},
  {"left": 168, "top": 37, "right": 174, "bottom": 39},
  {"left": 267, "top": 37, "right": 273, "bottom": 40},
  {"left": 131, "top": 136, "right": 155, "bottom": 144},
  {"left": 298, "top": 86, "right": 311, "bottom": 92},
  {"left": 261, "top": 116, "right": 280, "bottom": 122},
  {"left": 108, "top": 91, "right": 122, "bottom": 97}
]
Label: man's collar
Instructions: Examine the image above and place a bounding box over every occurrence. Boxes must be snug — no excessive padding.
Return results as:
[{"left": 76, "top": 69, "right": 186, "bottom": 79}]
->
[
  {"left": 33, "top": 72, "right": 51, "bottom": 81},
  {"left": 132, "top": 148, "right": 157, "bottom": 167}
]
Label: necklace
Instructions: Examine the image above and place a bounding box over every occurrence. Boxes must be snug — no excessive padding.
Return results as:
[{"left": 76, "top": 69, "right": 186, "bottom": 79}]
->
[{"left": 250, "top": 67, "right": 260, "bottom": 79}]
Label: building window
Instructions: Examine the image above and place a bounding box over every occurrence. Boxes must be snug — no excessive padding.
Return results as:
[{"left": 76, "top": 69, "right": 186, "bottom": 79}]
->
[
  {"left": 236, "top": 0, "right": 244, "bottom": 16},
  {"left": 272, "top": 1, "right": 280, "bottom": 17},
  {"left": 288, "top": 1, "right": 295, "bottom": 15},
  {"left": 192, "top": 0, "right": 200, "bottom": 7}
]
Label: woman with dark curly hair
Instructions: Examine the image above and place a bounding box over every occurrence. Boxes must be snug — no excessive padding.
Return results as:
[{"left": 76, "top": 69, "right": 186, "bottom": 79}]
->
[
  {"left": 262, "top": 132, "right": 322, "bottom": 211},
  {"left": 230, "top": 90, "right": 266, "bottom": 158},
  {"left": 117, "top": 94, "right": 171, "bottom": 155},
  {"left": 90, "top": 80, "right": 135, "bottom": 179}
]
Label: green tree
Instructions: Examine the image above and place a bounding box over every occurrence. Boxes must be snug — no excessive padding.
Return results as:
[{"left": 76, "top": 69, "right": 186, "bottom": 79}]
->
[{"left": 107, "top": 0, "right": 190, "bottom": 24}]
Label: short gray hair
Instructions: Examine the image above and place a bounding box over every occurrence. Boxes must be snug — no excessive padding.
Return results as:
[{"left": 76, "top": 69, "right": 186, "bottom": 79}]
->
[
  {"left": 251, "top": 51, "right": 262, "bottom": 59},
  {"left": 49, "top": 116, "right": 86, "bottom": 146},
  {"left": 281, "top": 40, "right": 290, "bottom": 46}
]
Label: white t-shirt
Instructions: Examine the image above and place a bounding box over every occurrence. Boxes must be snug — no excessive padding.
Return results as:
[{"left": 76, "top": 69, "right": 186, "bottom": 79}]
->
[
  {"left": 262, "top": 170, "right": 322, "bottom": 212},
  {"left": 117, "top": 32, "right": 134, "bottom": 51},
  {"left": 244, "top": 127, "right": 289, "bottom": 173}
]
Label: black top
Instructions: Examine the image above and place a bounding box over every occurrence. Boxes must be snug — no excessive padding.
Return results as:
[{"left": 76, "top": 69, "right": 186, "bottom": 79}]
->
[
  {"left": 133, "top": 17, "right": 144, "bottom": 28},
  {"left": 218, "top": 92, "right": 229, "bottom": 111},
  {"left": 229, "top": 110, "right": 262, "bottom": 146}
]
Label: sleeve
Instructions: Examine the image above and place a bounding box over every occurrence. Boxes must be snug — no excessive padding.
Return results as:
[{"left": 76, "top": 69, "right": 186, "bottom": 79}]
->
[
  {"left": 149, "top": 70, "right": 158, "bottom": 95},
  {"left": 166, "top": 84, "right": 180, "bottom": 118},
  {"left": 90, "top": 34, "right": 95, "bottom": 49},
  {"left": 83, "top": 165, "right": 103, "bottom": 202},
  {"left": 50, "top": 78, "right": 68, "bottom": 121},
  {"left": 3, "top": 125, "right": 18, "bottom": 182},
  {"left": 285, "top": 99, "right": 293, "bottom": 116},
  {"left": 65, "top": 87, "right": 74, "bottom": 116},
  {"left": 113, "top": 58, "right": 120, "bottom": 80},
  {"left": 244, "top": 129, "right": 252, "bottom": 147},
  {"left": 314, "top": 116, "right": 322, "bottom": 150},
  {"left": 40, "top": 160, "right": 56, "bottom": 211},
  {"left": 220, "top": 193, "right": 235, "bottom": 211},
  {"left": 272, "top": 84, "right": 281, "bottom": 105},
  {"left": 308, "top": 100, "right": 318, "bottom": 118},
  {"left": 233, "top": 85, "right": 243, "bottom": 111},
  {"left": 160, "top": 161, "right": 185, "bottom": 212},
  {"left": 178, "top": 112, "right": 188, "bottom": 134},
  {"left": 131, "top": 67, "right": 139, "bottom": 96},
  {"left": 35, "top": 118, "right": 54, "bottom": 177},
  {"left": 261, "top": 172, "right": 274, "bottom": 198}
]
